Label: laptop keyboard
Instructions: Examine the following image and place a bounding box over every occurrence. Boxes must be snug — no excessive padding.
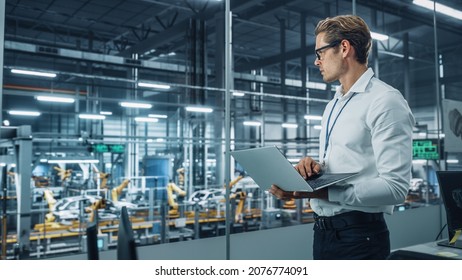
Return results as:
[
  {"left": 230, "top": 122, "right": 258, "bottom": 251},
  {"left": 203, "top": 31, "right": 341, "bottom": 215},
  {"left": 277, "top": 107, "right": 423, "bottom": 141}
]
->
[{"left": 306, "top": 173, "right": 353, "bottom": 189}]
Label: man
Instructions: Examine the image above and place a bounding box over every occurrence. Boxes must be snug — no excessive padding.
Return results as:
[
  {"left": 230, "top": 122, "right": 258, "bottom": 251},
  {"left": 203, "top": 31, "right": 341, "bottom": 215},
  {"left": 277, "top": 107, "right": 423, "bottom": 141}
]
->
[{"left": 269, "top": 15, "right": 415, "bottom": 260}]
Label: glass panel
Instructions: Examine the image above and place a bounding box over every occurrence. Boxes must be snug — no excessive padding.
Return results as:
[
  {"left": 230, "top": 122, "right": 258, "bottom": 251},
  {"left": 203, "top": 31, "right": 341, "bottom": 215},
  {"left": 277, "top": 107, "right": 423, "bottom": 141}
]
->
[{"left": 2, "top": 0, "right": 461, "bottom": 259}]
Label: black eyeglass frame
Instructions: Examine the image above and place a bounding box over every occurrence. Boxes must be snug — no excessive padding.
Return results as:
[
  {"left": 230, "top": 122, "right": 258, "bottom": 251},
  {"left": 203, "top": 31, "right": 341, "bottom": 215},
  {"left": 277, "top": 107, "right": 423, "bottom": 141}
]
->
[{"left": 315, "top": 40, "right": 342, "bottom": 60}]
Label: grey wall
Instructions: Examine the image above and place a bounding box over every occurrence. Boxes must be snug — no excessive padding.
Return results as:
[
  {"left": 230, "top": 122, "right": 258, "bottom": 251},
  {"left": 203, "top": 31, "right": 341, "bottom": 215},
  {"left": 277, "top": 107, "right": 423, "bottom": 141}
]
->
[{"left": 48, "top": 204, "right": 444, "bottom": 260}]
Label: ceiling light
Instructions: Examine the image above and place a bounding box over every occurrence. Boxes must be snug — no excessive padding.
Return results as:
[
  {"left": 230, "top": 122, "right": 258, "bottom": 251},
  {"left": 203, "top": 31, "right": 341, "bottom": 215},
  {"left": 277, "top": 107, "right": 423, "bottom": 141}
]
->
[
  {"left": 79, "top": 114, "right": 106, "bottom": 120},
  {"left": 11, "top": 69, "right": 57, "bottom": 78},
  {"left": 304, "top": 115, "right": 322, "bottom": 121},
  {"left": 135, "top": 117, "right": 159, "bottom": 123},
  {"left": 413, "top": 0, "right": 462, "bottom": 20},
  {"left": 232, "top": 91, "right": 245, "bottom": 97},
  {"left": 3, "top": 120, "right": 10, "bottom": 126},
  {"left": 186, "top": 106, "right": 213, "bottom": 113},
  {"left": 282, "top": 123, "right": 298, "bottom": 128},
  {"left": 371, "top": 31, "right": 389, "bottom": 41},
  {"left": 446, "top": 159, "right": 459, "bottom": 164},
  {"left": 243, "top": 121, "right": 261, "bottom": 126},
  {"left": 138, "top": 82, "right": 171, "bottom": 90},
  {"left": 313, "top": 125, "right": 322, "bottom": 130},
  {"left": 120, "top": 102, "right": 152, "bottom": 109},
  {"left": 308, "top": 81, "right": 327, "bottom": 90},
  {"left": 148, "top": 114, "right": 168, "bottom": 119},
  {"left": 100, "top": 111, "right": 112, "bottom": 115},
  {"left": 8, "top": 110, "right": 41, "bottom": 116},
  {"left": 36, "top": 95, "right": 75, "bottom": 103}
]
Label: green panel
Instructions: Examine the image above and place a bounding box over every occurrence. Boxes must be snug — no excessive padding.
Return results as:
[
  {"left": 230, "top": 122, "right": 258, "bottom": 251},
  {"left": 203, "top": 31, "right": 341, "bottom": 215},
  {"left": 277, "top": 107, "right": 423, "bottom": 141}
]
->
[
  {"left": 412, "top": 139, "right": 440, "bottom": 160},
  {"left": 109, "top": 144, "right": 125, "bottom": 154},
  {"left": 94, "top": 144, "right": 109, "bottom": 153}
]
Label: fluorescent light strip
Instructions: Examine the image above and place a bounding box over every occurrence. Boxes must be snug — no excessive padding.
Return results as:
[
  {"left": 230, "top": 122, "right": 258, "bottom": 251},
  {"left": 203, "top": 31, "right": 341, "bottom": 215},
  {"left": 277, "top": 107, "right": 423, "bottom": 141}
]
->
[
  {"left": 100, "top": 111, "right": 112, "bottom": 115},
  {"left": 379, "top": 50, "right": 415, "bottom": 60},
  {"left": 282, "top": 123, "right": 298, "bottom": 128},
  {"left": 8, "top": 110, "right": 41, "bottom": 116},
  {"left": 232, "top": 91, "right": 245, "bottom": 97},
  {"left": 186, "top": 106, "right": 213, "bottom": 113},
  {"left": 135, "top": 117, "right": 159, "bottom": 123},
  {"left": 137, "top": 82, "right": 171, "bottom": 90},
  {"left": 79, "top": 114, "right": 106, "bottom": 120},
  {"left": 36, "top": 95, "right": 75, "bottom": 103},
  {"left": 120, "top": 102, "right": 152, "bottom": 109},
  {"left": 243, "top": 121, "right": 261, "bottom": 126},
  {"left": 371, "top": 31, "right": 389, "bottom": 41},
  {"left": 307, "top": 81, "right": 327, "bottom": 90},
  {"left": 413, "top": 0, "right": 462, "bottom": 20},
  {"left": 304, "top": 115, "right": 322, "bottom": 121},
  {"left": 148, "top": 114, "right": 168, "bottom": 119},
  {"left": 11, "top": 69, "right": 57, "bottom": 78},
  {"left": 446, "top": 159, "right": 459, "bottom": 164},
  {"left": 313, "top": 125, "right": 322, "bottom": 130}
]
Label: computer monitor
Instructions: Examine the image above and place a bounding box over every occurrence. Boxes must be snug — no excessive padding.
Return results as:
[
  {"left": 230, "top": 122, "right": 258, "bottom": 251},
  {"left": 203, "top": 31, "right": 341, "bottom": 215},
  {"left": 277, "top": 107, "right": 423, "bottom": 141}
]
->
[
  {"left": 86, "top": 221, "right": 99, "bottom": 260},
  {"left": 436, "top": 171, "right": 462, "bottom": 249},
  {"left": 117, "top": 206, "right": 138, "bottom": 260}
]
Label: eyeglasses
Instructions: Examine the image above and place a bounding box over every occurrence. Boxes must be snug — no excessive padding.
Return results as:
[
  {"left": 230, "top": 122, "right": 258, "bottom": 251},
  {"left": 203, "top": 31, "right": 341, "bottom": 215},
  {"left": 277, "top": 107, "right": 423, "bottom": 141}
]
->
[{"left": 315, "top": 40, "right": 341, "bottom": 60}]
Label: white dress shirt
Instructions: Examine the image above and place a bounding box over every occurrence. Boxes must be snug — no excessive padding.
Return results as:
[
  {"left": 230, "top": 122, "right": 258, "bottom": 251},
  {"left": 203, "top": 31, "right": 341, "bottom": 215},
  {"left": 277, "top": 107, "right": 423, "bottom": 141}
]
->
[{"left": 310, "top": 68, "right": 415, "bottom": 216}]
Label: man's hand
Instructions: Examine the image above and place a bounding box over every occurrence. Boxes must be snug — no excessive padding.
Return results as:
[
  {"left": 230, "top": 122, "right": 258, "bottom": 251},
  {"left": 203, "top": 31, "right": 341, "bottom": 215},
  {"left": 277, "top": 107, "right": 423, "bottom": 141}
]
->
[
  {"left": 268, "top": 156, "right": 327, "bottom": 200},
  {"left": 295, "top": 157, "right": 322, "bottom": 179},
  {"left": 269, "top": 185, "right": 328, "bottom": 200}
]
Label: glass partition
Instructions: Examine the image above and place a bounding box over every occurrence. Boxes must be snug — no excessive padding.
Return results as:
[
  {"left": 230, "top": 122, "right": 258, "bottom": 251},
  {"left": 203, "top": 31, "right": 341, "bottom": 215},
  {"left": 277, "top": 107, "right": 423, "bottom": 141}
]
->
[{"left": 1, "top": 0, "right": 461, "bottom": 259}]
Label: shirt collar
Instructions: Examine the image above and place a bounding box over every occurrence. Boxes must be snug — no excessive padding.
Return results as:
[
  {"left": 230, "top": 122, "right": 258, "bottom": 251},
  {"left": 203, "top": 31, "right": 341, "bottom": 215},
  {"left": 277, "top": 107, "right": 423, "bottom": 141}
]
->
[{"left": 334, "top": 68, "right": 374, "bottom": 99}]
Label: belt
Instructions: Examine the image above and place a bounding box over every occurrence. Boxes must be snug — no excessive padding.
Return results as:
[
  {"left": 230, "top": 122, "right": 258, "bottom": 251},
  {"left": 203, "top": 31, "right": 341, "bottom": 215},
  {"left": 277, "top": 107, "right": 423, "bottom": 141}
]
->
[{"left": 314, "top": 211, "right": 384, "bottom": 230}]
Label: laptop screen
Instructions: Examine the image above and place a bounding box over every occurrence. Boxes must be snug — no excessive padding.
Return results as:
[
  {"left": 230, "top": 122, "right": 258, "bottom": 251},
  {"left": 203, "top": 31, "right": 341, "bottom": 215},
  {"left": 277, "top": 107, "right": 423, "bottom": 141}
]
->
[{"left": 436, "top": 171, "right": 462, "bottom": 241}]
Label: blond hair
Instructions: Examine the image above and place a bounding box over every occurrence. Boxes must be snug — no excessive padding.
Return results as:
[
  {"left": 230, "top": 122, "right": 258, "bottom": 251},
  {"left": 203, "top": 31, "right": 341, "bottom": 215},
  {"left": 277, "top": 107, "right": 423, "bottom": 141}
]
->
[{"left": 315, "top": 15, "right": 372, "bottom": 64}]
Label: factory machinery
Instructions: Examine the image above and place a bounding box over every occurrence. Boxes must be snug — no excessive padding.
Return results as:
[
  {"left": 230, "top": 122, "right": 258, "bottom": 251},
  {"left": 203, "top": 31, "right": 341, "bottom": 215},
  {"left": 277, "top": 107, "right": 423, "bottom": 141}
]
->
[{"left": 1, "top": 169, "right": 315, "bottom": 260}]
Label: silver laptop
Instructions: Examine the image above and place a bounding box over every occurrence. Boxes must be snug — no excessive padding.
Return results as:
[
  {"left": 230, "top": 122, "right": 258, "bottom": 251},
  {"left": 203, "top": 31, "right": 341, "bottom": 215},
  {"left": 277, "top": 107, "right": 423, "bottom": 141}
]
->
[{"left": 231, "top": 146, "right": 358, "bottom": 192}]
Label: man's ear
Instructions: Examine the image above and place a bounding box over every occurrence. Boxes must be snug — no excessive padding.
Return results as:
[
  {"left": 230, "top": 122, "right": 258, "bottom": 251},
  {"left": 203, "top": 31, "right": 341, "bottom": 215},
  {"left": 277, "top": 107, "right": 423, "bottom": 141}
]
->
[{"left": 340, "top": 39, "right": 353, "bottom": 59}]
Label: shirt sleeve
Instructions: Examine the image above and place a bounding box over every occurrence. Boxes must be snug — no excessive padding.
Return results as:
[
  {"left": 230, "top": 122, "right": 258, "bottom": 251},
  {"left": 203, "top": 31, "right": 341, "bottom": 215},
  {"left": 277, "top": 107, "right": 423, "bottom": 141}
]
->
[{"left": 329, "top": 92, "right": 415, "bottom": 206}]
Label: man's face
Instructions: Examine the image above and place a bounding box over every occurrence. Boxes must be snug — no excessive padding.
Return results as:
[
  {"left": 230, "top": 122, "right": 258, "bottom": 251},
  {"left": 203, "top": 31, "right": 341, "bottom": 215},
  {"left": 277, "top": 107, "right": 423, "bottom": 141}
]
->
[{"left": 314, "top": 33, "right": 342, "bottom": 83}]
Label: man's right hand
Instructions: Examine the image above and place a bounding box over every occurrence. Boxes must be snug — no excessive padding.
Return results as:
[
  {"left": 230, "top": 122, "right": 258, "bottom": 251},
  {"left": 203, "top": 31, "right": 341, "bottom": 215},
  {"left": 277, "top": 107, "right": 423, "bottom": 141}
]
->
[
  {"left": 268, "top": 156, "right": 324, "bottom": 200},
  {"left": 295, "top": 157, "right": 322, "bottom": 179}
]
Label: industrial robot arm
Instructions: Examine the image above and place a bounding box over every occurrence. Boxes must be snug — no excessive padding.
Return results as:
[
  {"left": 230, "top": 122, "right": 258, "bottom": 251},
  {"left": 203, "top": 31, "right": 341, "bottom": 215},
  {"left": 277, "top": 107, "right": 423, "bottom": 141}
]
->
[
  {"left": 167, "top": 182, "right": 186, "bottom": 210},
  {"left": 87, "top": 198, "right": 107, "bottom": 223},
  {"left": 111, "top": 179, "right": 130, "bottom": 202},
  {"left": 93, "top": 168, "right": 111, "bottom": 189},
  {"left": 54, "top": 166, "right": 73, "bottom": 185},
  {"left": 43, "top": 189, "right": 57, "bottom": 223}
]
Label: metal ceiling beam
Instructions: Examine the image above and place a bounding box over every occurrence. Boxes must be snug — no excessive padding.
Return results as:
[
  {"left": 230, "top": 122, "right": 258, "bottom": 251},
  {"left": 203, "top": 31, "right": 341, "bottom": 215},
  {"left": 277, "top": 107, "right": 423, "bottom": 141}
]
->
[
  {"left": 5, "top": 40, "right": 330, "bottom": 97},
  {"left": 357, "top": 0, "right": 462, "bottom": 37},
  {"left": 118, "top": 0, "right": 297, "bottom": 57},
  {"left": 117, "top": 0, "right": 257, "bottom": 57},
  {"left": 235, "top": 43, "right": 315, "bottom": 72}
]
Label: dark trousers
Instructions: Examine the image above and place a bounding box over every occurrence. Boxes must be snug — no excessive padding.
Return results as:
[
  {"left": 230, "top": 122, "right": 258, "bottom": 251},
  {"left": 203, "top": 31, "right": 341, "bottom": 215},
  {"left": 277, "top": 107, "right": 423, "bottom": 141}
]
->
[{"left": 313, "top": 211, "right": 390, "bottom": 260}]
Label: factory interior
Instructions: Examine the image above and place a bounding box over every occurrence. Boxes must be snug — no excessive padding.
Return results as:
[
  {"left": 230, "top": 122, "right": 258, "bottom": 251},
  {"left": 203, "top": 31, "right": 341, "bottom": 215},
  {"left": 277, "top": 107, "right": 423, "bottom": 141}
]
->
[{"left": 1, "top": 0, "right": 462, "bottom": 260}]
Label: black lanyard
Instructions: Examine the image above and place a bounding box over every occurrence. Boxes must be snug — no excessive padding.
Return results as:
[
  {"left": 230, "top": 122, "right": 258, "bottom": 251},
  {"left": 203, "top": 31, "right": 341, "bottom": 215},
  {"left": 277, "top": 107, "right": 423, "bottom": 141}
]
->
[{"left": 323, "top": 92, "right": 357, "bottom": 161}]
